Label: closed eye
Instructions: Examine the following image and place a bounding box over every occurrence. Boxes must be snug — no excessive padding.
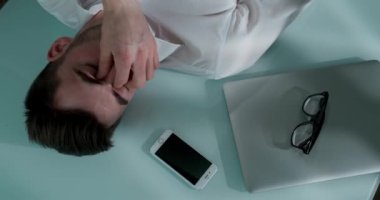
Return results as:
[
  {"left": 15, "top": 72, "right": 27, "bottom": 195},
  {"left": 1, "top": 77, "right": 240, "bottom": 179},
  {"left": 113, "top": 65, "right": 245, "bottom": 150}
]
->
[
  {"left": 74, "top": 69, "right": 128, "bottom": 105},
  {"left": 74, "top": 69, "right": 101, "bottom": 84}
]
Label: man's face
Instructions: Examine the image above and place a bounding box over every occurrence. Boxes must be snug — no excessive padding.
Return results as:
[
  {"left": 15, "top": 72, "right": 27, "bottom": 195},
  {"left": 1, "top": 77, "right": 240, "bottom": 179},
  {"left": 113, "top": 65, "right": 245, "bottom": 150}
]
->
[{"left": 51, "top": 25, "right": 136, "bottom": 127}]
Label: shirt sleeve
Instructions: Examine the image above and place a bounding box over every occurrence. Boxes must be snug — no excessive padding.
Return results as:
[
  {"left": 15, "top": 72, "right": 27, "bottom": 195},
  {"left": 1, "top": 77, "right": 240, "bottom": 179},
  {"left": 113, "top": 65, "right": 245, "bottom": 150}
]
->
[
  {"left": 37, "top": 0, "right": 102, "bottom": 30},
  {"left": 37, "top": 0, "right": 181, "bottom": 62},
  {"left": 215, "top": 0, "right": 312, "bottom": 79},
  {"left": 77, "top": 0, "right": 102, "bottom": 10}
]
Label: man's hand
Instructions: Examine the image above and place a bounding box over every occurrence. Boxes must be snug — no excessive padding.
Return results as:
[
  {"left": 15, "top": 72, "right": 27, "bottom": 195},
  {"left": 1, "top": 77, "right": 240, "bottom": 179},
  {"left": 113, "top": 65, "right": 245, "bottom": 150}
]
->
[{"left": 98, "top": 0, "right": 159, "bottom": 89}]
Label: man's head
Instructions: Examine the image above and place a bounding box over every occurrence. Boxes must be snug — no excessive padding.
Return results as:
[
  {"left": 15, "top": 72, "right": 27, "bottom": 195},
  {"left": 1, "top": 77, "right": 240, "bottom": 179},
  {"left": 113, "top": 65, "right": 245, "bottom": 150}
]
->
[{"left": 25, "top": 13, "right": 136, "bottom": 156}]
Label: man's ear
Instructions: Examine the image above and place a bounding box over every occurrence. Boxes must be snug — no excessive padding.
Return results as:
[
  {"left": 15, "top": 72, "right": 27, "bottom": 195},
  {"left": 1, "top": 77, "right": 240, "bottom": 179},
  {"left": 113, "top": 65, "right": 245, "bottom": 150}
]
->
[{"left": 47, "top": 37, "right": 72, "bottom": 62}]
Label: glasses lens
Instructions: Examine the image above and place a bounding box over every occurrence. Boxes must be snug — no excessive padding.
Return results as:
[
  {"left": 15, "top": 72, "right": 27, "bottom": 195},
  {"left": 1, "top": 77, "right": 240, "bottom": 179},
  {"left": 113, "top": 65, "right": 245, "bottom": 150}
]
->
[
  {"left": 292, "top": 123, "right": 313, "bottom": 146},
  {"left": 303, "top": 94, "right": 324, "bottom": 116}
]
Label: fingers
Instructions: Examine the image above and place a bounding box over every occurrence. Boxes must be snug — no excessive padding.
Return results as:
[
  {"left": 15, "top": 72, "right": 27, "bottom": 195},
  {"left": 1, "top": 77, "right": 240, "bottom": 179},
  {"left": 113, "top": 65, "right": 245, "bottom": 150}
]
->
[
  {"left": 111, "top": 49, "right": 154, "bottom": 90},
  {"left": 147, "top": 57, "right": 155, "bottom": 80},
  {"left": 98, "top": 47, "right": 113, "bottom": 79},
  {"left": 104, "top": 67, "right": 116, "bottom": 84},
  {"left": 153, "top": 45, "right": 160, "bottom": 69},
  {"left": 129, "top": 50, "right": 147, "bottom": 88},
  {"left": 147, "top": 47, "right": 159, "bottom": 80},
  {"left": 113, "top": 53, "right": 133, "bottom": 88},
  {"left": 100, "top": 37, "right": 159, "bottom": 89}
]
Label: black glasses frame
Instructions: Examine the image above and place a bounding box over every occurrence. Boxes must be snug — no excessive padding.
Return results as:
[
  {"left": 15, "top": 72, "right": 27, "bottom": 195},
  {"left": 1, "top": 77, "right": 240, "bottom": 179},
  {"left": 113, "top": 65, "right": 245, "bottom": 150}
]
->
[{"left": 291, "top": 91, "right": 329, "bottom": 154}]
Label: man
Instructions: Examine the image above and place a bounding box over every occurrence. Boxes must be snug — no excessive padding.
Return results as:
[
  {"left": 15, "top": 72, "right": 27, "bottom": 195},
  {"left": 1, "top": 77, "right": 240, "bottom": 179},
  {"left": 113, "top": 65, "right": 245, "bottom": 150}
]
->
[{"left": 25, "top": 0, "right": 311, "bottom": 156}]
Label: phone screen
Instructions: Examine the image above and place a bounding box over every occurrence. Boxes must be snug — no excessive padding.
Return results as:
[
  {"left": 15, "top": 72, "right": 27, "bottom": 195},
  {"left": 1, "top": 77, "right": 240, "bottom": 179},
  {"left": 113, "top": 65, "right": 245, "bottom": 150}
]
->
[{"left": 155, "top": 134, "right": 212, "bottom": 184}]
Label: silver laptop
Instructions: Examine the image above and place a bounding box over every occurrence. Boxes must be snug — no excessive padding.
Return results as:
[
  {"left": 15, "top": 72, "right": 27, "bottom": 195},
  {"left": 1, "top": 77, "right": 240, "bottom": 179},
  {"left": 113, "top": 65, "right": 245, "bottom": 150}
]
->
[{"left": 223, "top": 60, "right": 380, "bottom": 192}]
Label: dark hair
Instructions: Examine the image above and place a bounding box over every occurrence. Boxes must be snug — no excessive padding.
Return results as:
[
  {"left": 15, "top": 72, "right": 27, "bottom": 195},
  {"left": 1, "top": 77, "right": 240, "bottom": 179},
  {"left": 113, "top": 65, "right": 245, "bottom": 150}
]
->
[{"left": 25, "top": 59, "right": 119, "bottom": 156}]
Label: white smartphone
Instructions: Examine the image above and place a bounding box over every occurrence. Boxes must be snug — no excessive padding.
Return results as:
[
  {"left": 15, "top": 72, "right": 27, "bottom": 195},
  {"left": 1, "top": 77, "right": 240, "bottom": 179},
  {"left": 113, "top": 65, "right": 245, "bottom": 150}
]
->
[{"left": 150, "top": 130, "right": 218, "bottom": 189}]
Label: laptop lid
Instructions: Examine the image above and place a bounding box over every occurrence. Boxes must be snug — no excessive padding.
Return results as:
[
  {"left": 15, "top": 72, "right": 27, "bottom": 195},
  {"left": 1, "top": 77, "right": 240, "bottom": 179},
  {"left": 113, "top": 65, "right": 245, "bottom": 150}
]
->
[{"left": 223, "top": 60, "right": 380, "bottom": 192}]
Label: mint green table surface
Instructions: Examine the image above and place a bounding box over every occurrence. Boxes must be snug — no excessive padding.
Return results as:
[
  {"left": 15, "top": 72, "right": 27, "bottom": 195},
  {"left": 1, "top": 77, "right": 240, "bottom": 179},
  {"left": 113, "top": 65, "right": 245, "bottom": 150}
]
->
[{"left": 0, "top": 0, "right": 379, "bottom": 199}]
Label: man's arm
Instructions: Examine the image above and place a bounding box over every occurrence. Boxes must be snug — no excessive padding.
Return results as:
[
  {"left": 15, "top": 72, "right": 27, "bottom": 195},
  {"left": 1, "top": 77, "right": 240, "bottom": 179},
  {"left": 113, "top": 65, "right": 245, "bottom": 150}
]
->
[{"left": 98, "top": 0, "right": 159, "bottom": 89}]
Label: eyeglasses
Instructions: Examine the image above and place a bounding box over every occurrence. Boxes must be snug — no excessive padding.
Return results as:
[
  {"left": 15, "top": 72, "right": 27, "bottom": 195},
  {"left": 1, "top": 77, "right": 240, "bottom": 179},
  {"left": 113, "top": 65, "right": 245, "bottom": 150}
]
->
[{"left": 291, "top": 91, "right": 329, "bottom": 154}]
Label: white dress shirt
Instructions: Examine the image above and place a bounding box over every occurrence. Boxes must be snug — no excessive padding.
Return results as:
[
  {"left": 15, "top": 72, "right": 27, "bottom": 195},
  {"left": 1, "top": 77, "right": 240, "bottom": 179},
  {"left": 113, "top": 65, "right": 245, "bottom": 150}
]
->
[{"left": 37, "top": 0, "right": 311, "bottom": 79}]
